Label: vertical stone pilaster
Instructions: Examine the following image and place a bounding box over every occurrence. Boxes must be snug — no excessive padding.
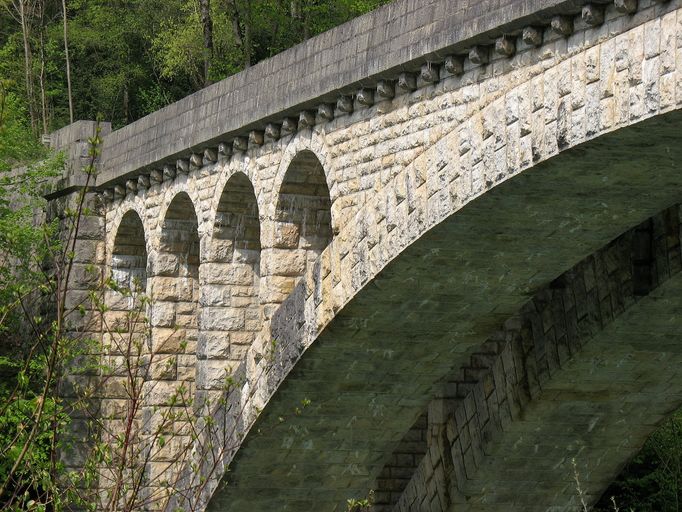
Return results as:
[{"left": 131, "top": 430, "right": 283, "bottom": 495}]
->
[{"left": 49, "top": 188, "right": 106, "bottom": 496}]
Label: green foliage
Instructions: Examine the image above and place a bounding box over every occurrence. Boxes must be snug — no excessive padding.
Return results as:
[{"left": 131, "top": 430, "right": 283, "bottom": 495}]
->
[
  {"left": 0, "top": 85, "right": 62, "bottom": 344},
  {"left": 346, "top": 490, "right": 374, "bottom": 512},
  {"left": 0, "top": 0, "right": 390, "bottom": 130},
  {"left": 595, "top": 411, "right": 682, "bottom": 512},
  {"left": 0, "top": 86, "right": 47, "bottom": 172}
]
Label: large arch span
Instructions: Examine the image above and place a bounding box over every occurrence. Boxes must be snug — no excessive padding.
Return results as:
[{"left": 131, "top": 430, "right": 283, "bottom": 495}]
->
[
  {"left": 52, "top": 1, "right": 682, "bottom": 510},
  {"left": 207, "top": 111, "right": 682, "bottom": 511}
]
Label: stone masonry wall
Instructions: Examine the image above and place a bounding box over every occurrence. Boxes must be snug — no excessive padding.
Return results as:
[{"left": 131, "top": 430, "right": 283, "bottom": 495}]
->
[
  {"left": 70, "top": 0, "right": 682, "bottom": 507},
  {"left": 390, "top": 206, "right": 682, "bottom": 511}
]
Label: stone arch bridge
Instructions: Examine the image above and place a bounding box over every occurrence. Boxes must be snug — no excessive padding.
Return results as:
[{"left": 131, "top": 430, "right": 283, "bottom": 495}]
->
[{"left": 47, "top": 0, "right": 682, "bottom": 510}]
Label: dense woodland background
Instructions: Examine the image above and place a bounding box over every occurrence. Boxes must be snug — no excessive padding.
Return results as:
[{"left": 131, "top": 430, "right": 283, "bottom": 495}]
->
[
  {"left": 1, "top": 0, "right": 390, "bottom": 135},
  {"left": 0, "top": 1, "right": 681, "bottom": 510}
]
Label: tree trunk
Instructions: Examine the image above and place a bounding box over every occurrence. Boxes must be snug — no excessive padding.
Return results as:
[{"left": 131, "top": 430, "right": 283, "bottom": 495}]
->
[
  {"left": 38, "top": 0, "right": 48, "bottom": 133},
  {"left": 226, "top": 0, "right": 250, "bottom": 69},
  {"left": 302, "top": 0, "right": 310, "bottom": 40},
  {"left": 18, "top": 0, "right": 37, "bottom": 134},
  {"left": 199, "top": 0, "right": 213, "bottom": 86},
  {"left": 62, "top": 0, "right": 74, "bottom": 123},
  {"left": 242, "top": 0, "right": 251, "bottom": 68},
  {"left": 123, "top": 82, "right": 129, "bottom": 124}
]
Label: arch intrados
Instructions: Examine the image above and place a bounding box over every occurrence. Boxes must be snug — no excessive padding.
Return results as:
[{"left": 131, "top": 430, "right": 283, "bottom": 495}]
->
[
  {"left": 163, "top": 191, "right": 199, "bottom": 223},
  {"left": 214, "top": 172, "right": 261, "bottom": 250},
  {"left": 112, "top": 210, "right": 147, "bottom": 256},
  {"left": 276, "top": 150, "right": 329, "bottom": 200}
]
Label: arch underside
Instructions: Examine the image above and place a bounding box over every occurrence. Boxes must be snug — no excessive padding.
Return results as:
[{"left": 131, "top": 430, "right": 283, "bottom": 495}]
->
[{"left": 206, "top": 110, "right": 682, "bottom": 511}]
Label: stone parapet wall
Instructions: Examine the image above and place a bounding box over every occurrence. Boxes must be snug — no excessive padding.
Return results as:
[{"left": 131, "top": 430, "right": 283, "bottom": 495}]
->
[{"left": 93, "top": 0, "right": 586, "bottom": 185}]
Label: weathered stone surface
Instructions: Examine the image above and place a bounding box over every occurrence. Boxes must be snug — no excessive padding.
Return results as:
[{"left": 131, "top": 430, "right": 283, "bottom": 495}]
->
[
  {"left": 54, "top": 2, "right": 682, "bottom": 511},
  {"left": 420, "top": 63, "right": 439, "bottom": 83},
  {"left": 469, "top": 46, "right": 489, "bottom": 65},
  {"left": 248, "top": 130, "right": 264, "bottom": 146},
  {"left": 336, "top": 95, "right": 354, "bottom": 113},
  {"left": 615, "top": 0, "right": 638, "bottom": 13},
  {"left": 444, "top": 55, "right": 464, "bottom": 75},
  {"left": 551, "top": 15, "right": 574, "bottom": 36},
  {"left": 317, "top": 104, "right": 334, "bottom": 121},
  {"left": 522, "top": 26, "right": 543, "bottom": 47},
  {"left": 281, "top": 117, "right": 297, "bottom": 134},
  {"left": 397, "top": 72, "right": 417, "bottom": 92},
  {"left": 357, "top": 88, "right": 374, "bottom": 107},
  {"left": 495, "top": 36, "right": 515, "bottom": 57},
  {"left": 582, "top": 4, "right": 605, "bottom": 26},
  {"left": 298, "top": 110, "right": 316, "bottom": 129},
  {"left": 264, "top": 123, "right": 281, "bottom": 141},
  {"left": 376, "top": 80, "right": 395, "bottom": 100},
  {"left": 232, "top": 136, "right": 248, "bottom": 152}
]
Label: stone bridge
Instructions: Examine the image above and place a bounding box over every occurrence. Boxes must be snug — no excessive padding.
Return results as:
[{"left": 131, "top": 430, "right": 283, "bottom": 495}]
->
[{"left": 48, "top": 0, "right": 682, "bottom": 510}]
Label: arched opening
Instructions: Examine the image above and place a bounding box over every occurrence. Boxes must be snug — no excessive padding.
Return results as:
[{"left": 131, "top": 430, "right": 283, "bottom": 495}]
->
[
  {"left": 153, "top": 192, "right": 200, "bottom": 382},
  {"left": 145, "top": 192, "right": 200, "bottom": 487},
  {"left": 100, "top": 210, "right": 149, "bottom": 504},
  {"left": 270, "top": 150, "right": 332, "bottom": 302},
  {"left": 111, "top": 210, "right": 148, "bottom": 294},
  {"left": 199, "top": 173, "right": 261, "bottom": 389},
  {"left": 105, "top": 209, "right": 148, "bottom": 362}
]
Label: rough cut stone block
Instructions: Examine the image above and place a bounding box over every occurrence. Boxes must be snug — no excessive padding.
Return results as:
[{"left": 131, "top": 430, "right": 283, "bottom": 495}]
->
[
  {"left": 298, "top": 110, "right": 316, "bottom": 129},
  {"left": 176, "top": 159, "right": 190, "bottom": 174},
  {"left": 249, "top": 130, "right": 264, "bottom": 146},
  {"left": 318, "top": 104, "right": 335, "bottom": 121},
  {"left": 189, "top": 153, "right": 203, "bottom": 169},
  {"left": 265, "top": 123, "right": 281, "bottom": 140},
  {"left": 551, "top": 15, "right": 574, "bottom": 37},
  {"left": 614, "top": 0, "right": 637, "bottom": 14},
  {"left": 522, "top": 26, "right": 543, "bottom": 47},
  {"left": 377, "top": 80, "right": 395, "bottom": 100},
  {"left": 217, "top": 141, "right": 232, "bottom": 157},
  {"left": 233, "top": 136, "right": 248, "bottom": 152},
  {"left": 495, "top": 37, "right": 516, "bottom": 57},
  {"left": 420, "top": 63, "right": 440, "bottom": 83},
  {"left": 281, "top": 117, "right": 298, "bottom": 134},
  {"left": 397, "top": 72, "right": 417, "bottom": 92},
  {"left": 444, "top": 55, "right": 464, "bottom": 75},
  {"left": 137, "top": 174, "right": 150, "bottom": 189},
  {"left": 163, "top": 164, "right": 176, "bottom": 181},
  {"left": 357, "top": 88, "right": 375, "bottom": 107},
  {"left": 469, "top": 46, "right": 489, "bottom": 65},
  {"left": 582, "top": 4, "right": 604, "bottom": 27},
  {"left": 203, "top": 147, "right": 218, "bottom": 163}
]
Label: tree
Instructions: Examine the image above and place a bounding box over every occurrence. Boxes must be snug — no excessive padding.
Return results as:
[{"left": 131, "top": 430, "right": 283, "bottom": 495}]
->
[
  {"left": 1, "top": 0, "right": 39, "bottom": 134},
  {"left": 594, "top": 411, "right": 682, "bottom": 512},
  {"left": 61, "top": 0, "right": 73, "bottom": 123}
]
